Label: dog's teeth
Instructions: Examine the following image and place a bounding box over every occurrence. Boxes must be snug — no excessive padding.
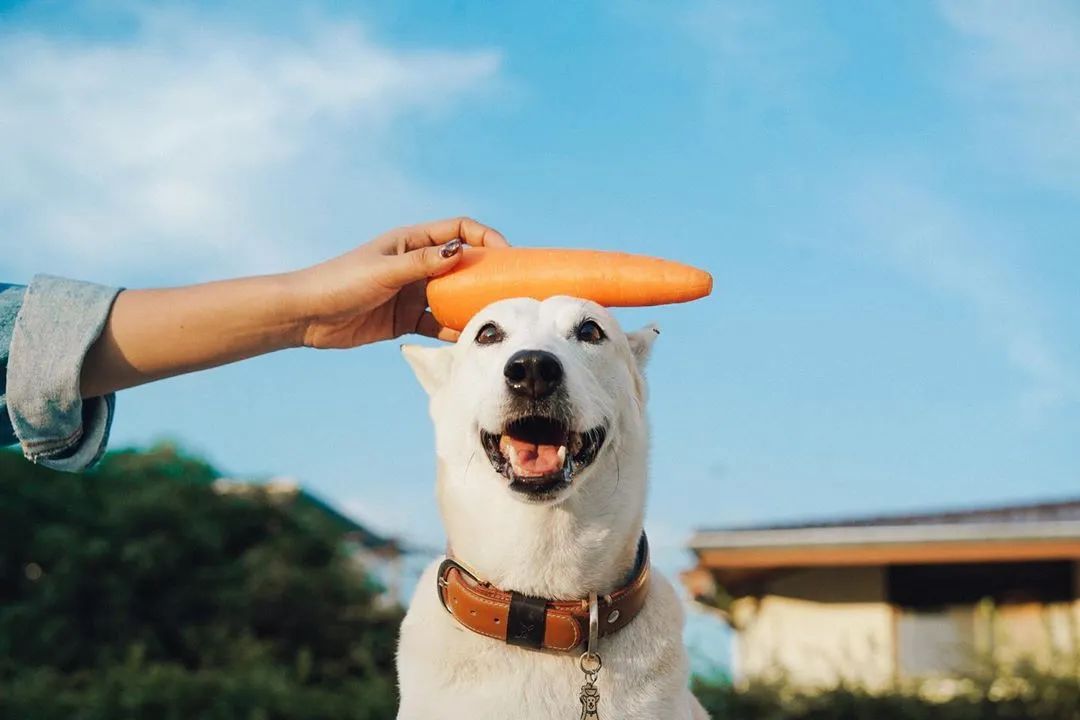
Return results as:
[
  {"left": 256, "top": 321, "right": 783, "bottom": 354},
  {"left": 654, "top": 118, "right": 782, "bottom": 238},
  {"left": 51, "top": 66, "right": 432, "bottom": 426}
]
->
[
  {"left": 507, "top": 444, "right": 521, "bottom": 471},
  {"left": 557, "top": 445, "right": 567, "bottom": 464}
]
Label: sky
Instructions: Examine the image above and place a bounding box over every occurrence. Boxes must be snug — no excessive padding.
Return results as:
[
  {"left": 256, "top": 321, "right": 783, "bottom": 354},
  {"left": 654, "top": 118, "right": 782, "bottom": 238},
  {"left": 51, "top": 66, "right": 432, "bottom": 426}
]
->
[{"left": 2, "top": 1, "right": 1079, "bottom": 664}]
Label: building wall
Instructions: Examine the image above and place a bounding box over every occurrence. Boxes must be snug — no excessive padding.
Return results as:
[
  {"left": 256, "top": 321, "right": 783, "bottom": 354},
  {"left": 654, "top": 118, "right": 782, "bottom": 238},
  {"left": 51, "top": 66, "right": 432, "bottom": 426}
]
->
[
  {"left": 1075, "top": 560, "right": 1080, "bottom": 643},
  {"left": 992, "top": 600, "right": 1078, "bottom": 666},
  {"left": 732, "top": 566, "right": 895, "bottom": 688},
  {"left": 895, "top": 604, "right": 977, "bottom": 677},
  {"left": 731, "top": 562, "right": 1080, "bottom": 689}
]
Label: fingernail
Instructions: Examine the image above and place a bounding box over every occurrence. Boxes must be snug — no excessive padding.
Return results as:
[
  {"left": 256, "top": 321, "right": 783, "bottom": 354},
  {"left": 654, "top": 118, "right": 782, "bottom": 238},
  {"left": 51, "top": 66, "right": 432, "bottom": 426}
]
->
[{"left": 440, "top": 239, "right": 463, "bottom": 258}]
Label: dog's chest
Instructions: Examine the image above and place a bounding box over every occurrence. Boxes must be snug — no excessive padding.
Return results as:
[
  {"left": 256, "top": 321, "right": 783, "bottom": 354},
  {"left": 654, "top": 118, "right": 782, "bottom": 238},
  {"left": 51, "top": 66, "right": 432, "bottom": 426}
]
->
[
  {"left": 396, "top": 562, "right": 692, "bottom": 720},
  {"left": 400, "top": 632, "right": 664, "bottom": 719}
]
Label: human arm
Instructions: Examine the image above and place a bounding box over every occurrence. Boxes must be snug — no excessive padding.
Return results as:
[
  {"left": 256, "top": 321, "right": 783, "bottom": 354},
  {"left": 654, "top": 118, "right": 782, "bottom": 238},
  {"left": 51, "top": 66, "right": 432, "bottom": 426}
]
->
[
  {"left": 1, "top": 217, "right": 504, "bottom": 471},
  {"left": 79, "top": 217, "right": 507, "bottom": 398}
]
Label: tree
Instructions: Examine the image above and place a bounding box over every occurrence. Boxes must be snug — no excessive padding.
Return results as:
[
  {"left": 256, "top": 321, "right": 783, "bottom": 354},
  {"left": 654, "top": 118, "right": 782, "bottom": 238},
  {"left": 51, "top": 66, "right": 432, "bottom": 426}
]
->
[{"left": 0, "top": 445, "right": 401, "bottom": 720}]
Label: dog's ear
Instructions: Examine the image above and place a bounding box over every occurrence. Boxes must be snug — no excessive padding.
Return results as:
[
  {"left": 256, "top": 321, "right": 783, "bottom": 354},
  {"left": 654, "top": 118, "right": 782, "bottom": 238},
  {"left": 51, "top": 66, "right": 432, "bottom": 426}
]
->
[
  {"left": 401, "top": 344, "right": 453, "bottom": 395},
  {"left": 627, "top": 324, "right": 660, "bottom": 369}
]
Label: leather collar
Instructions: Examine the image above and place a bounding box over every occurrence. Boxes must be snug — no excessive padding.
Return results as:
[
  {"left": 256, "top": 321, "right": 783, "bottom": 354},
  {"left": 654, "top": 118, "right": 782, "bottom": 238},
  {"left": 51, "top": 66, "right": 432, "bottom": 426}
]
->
[{"left": 436, "top": 535, "right": 650, "bottom": 652}]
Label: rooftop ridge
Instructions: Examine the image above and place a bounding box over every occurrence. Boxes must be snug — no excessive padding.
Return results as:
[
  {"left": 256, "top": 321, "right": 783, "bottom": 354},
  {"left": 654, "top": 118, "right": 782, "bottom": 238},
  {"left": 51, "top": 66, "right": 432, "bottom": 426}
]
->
[{"left": 700, "top": 495, "right": 1080, "bottom": 533}]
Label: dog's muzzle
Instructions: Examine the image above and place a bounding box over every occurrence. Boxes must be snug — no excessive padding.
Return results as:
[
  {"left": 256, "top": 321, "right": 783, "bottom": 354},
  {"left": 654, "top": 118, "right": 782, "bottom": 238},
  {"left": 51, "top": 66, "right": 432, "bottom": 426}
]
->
[{"left": 480, "top": 416, "right": 606, "bottom": 501}]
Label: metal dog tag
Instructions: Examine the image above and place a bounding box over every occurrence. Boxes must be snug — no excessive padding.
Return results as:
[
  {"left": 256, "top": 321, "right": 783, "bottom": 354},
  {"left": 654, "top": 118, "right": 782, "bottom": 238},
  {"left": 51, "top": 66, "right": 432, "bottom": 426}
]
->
[
  {"left": 578, "top": 652, "right": 601, "bottom": 719},
  {"left": 577, "top": 592, "right": 602, "bottom": 719}
]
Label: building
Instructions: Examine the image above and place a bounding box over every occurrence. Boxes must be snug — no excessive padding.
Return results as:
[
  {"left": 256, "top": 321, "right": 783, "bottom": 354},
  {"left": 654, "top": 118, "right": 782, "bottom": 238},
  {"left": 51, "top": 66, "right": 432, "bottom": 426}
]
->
[{"left": 682, "top": 498, "right": 1080, "bottom": 688}]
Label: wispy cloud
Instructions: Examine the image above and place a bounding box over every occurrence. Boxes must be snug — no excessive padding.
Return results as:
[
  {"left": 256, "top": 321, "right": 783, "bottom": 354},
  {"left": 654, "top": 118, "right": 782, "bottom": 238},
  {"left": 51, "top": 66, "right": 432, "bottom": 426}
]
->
[
  {"left": 686, "top": 0, "right": 1080, "bottom": 418},
  {"left": 678, "top": 0, "right": 832, "bottom": 108},
  {"left": 938, "top": 0, "right": 1080, "bottom": 190},
  {"left": 845, "top": 176, "right": 1079, "bottom": 417},
  {"left": 0, "top": 6, "right": 500, "bottom": 281}
]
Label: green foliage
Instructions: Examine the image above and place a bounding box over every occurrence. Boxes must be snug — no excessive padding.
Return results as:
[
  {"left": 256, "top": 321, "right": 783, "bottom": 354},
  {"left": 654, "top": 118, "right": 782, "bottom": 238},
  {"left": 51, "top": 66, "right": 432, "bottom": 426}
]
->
[
  {"left": 0, "top": 445, "right": 401, "bottom": 720},
  {"left": 5, "top": 445, "right": 1077, "bottom": 719},
  {"left": 692, "top": 662, "right": 1080, "bottom": 720}
]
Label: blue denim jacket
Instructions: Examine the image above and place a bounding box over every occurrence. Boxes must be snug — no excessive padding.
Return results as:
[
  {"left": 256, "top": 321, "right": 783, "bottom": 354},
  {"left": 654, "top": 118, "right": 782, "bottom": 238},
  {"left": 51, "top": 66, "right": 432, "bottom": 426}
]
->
[{"left": 1, "top": 275, "right": 121, "bottom": 472}]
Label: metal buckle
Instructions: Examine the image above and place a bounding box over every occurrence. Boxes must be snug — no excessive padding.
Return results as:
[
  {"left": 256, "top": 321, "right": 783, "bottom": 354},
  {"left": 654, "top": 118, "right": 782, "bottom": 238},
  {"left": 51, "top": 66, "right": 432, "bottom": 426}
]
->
[{"left": 436, "top": 557, "right": 478, "bottom": 615}]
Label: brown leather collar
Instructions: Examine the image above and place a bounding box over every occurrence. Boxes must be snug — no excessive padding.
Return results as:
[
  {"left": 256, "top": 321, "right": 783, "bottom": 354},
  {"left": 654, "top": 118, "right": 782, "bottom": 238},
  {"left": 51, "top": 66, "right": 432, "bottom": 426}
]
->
[{"left": 436, "top": 535, "right": 650, "bottom": 652}]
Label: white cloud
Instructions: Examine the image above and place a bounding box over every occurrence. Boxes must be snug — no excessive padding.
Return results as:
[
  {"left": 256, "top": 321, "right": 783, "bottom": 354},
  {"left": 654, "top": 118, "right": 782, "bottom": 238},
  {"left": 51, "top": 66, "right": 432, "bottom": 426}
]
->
[
  {"left": 845, "top": 176, "right": 1079, "bottom": 417},
  {"left": 938, "top": 0, "right": 1080, "bottom": 189},
  {"left": 0, "top": 7, "right": 500, "bottom": 282}
]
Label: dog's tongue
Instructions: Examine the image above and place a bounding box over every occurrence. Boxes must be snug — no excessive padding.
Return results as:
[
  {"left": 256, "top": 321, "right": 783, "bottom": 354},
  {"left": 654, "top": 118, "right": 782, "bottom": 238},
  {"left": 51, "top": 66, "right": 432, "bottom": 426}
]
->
[{"left": 501, "top": 435, "right": 564, "bottom": 477}]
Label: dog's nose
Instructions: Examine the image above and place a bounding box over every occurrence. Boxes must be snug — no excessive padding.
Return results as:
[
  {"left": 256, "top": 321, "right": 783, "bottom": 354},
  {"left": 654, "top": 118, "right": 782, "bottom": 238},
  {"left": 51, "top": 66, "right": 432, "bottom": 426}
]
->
[{"left": 504, "top": 350, "right": 563, "bottom": 400}]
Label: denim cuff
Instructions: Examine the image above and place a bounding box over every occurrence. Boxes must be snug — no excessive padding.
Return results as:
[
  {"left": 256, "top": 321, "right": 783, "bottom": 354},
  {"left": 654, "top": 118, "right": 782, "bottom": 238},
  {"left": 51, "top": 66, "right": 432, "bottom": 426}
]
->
[{"left": 7, "top": 275, "right": 121, "bottom": 472}]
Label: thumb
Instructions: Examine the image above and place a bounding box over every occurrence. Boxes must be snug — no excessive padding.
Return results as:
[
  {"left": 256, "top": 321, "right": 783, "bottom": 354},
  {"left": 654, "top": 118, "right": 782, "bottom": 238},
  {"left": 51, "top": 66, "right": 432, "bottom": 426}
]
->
[{"left": 381, "top": 239, "right": 464, "bottom": 288}]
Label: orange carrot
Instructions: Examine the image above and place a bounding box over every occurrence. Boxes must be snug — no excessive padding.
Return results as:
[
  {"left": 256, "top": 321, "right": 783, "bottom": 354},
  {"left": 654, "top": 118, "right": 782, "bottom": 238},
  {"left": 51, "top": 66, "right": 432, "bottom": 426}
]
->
[{"left": 427, "top": 247, "right": 713, "bottom": 331}]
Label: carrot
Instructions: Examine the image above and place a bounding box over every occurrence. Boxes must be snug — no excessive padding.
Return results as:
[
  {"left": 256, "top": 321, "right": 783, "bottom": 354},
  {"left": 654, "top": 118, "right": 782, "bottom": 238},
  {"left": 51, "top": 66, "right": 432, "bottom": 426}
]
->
[{"left": 427, "top": 247, "right": 713, "bottom": 331}]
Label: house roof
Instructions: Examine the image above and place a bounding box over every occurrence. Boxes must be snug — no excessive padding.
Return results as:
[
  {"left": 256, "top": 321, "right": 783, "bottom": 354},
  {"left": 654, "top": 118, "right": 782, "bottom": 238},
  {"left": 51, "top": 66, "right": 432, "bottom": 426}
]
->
[
  {"left": 688, "top": 497, "right": 1080, "bottom": 570},
  {"left": 697, "top": 496, "right": 1080, "bottom": 533}
]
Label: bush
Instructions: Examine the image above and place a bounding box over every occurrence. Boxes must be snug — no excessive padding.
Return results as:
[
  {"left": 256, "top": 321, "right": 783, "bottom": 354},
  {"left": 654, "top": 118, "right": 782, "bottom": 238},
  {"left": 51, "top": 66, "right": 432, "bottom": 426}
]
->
[
  {"left": 0, "top": 445, "right": 401, "bottom": 720},
  {"left": 691, "top": 662, "right": 1080, "bottom": 720},
  {"left": 3, "top": 656, "right": 397, "bottom": 720}
]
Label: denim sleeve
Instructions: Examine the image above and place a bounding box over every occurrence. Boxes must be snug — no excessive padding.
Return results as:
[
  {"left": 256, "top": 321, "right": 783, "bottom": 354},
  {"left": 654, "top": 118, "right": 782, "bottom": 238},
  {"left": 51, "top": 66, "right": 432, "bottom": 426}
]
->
[
  {"left": 0, "top": 283, "right": 28, "bottom": 447},
  {"left": 5, "top": 275, "right": 122, "bottom": 472}
]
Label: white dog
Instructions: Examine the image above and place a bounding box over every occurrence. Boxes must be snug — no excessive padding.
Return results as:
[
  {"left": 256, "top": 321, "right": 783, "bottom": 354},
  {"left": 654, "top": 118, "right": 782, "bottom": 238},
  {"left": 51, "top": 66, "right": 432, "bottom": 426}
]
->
[{"left": 398, "top": 296, "right": 708, "bottom": 720}]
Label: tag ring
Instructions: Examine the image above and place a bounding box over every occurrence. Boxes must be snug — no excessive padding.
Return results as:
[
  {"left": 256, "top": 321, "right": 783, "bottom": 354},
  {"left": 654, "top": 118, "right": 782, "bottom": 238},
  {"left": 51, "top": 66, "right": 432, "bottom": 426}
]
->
[
  {"left": 579, "top": 651, "right": 602, "bottom": 674},
  {"left": 589, "top": 591, "right": 601, "bottom": 649}
]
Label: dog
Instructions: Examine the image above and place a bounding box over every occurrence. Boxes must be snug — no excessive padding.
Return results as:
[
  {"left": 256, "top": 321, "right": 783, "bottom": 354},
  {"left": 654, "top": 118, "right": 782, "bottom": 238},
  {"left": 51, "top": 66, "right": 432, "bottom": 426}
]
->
[{"left": 398, "top": 296, "right": 708, "bottom": 719}]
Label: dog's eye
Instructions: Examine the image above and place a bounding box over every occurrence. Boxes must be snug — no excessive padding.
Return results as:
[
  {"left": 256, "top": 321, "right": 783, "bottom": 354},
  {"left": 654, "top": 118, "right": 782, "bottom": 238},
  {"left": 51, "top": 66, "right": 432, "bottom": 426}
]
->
[
  {"left": 575, "top": 319, "right": 606, "bottom": 344},
  {"left": 475, "top": 322, "right": 505, "bottom": 345}
]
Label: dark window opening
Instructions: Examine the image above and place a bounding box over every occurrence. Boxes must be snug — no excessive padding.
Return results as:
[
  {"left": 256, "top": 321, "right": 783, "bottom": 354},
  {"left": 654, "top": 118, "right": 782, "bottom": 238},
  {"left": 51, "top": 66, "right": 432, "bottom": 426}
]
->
[{"left": 887, "top": 560, "right": 1074, "bottom": 608}]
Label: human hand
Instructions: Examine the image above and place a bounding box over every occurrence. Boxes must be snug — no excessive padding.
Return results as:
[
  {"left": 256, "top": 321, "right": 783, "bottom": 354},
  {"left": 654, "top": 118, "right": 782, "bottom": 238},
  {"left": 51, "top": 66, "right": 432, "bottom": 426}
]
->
[{"left": 288, "top": 217, "right": 508, "bottom": 349}]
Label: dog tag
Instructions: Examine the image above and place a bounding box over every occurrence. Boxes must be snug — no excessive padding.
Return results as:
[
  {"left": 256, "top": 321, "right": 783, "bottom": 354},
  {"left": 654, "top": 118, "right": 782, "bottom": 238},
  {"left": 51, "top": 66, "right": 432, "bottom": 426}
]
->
[
  {"left": 578, "top": 652, "right": 601, "bottom": 719},
  {"left": 577, "top": 592, "right": 602, "bottom": 719}
]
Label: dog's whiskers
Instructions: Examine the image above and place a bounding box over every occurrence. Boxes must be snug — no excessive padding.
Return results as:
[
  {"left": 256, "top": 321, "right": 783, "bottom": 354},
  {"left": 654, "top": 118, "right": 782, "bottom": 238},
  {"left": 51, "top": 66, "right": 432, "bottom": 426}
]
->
[
  {"left": 463, "top": 451, "right": 477, "bottom": 483},
  {"left": 609, "top": 452, "right": 622, "bottom": 501}
]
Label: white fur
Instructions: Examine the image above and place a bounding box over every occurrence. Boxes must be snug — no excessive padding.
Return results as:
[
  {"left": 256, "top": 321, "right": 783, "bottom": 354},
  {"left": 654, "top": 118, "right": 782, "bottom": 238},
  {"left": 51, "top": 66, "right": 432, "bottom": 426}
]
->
[{"left": 398, "top": 296, "right": 708, "bottom": 720}]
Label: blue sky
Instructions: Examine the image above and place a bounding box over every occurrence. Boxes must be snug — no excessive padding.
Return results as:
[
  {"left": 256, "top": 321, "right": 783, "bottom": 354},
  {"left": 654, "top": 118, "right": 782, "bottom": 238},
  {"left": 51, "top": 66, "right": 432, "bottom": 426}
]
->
[{"left": 2, "top": 0, "right": 1078, "bottom": 601}]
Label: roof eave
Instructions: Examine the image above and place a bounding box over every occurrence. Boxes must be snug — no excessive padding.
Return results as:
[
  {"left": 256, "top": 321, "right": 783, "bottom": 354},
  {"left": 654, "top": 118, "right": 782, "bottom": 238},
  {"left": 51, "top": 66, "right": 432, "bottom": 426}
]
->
[{"left": 689, "top": 520, "right": 1080, "bottom": 552}]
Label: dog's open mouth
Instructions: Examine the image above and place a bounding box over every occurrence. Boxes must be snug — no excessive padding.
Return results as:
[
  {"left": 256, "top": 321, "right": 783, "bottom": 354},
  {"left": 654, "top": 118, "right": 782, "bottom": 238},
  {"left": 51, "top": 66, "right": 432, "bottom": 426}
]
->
[{"left": 480, "top": 416, "right": 606, "bottom": 499}]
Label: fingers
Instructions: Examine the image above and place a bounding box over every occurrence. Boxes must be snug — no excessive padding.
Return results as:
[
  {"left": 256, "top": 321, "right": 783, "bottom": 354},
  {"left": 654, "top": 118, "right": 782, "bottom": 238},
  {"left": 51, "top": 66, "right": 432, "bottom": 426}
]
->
[
  {"left": 417, "top": 216, "right": 509, "bottom": 248},
  {"left": 381, "top": 240, "right": 467, "bottom": 288},
  {"left": 386, "top": 217, "right": 509, "bottom": 254},
  {"left": 374, "top": 216, "right": 506, "bottom": 319},
  {"left": 414, "top": 310, "right": 460, "bottom": 342},
  {"left": 437, "top": 327, "right": 461, "bottom": 342}
]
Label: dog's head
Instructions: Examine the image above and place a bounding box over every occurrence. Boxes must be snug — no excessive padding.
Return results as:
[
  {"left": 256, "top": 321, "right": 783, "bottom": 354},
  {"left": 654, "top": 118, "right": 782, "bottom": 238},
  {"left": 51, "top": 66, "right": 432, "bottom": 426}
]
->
[{"left": 403, "top": 296, "right": 658, "bottom": 506}]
